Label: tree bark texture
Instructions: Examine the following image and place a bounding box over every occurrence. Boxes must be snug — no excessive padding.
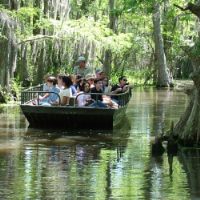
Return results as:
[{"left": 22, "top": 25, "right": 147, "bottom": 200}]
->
[
  {"left": 103, "top": 0, "right": 118, "bottom": 78},
  {"left": 0, "top": 12, "right": 17, "bottom": 88},
  {"left": 103, "top": 49, "right": 112, "bottom": 78},
  {"left": 173, "top": 1, "right": 200, "bottom": 145},
  {"left": 152, "top": 2, "right": 170, "bottom": 87},
  {"left": 16, "top": 44, "right": 29, "bottom": 83}
]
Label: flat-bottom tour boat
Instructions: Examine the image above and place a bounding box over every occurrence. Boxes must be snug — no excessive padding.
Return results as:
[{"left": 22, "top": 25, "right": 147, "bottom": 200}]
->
[{"left": 20, "top": 85, "right": 132, "bottom": 130}]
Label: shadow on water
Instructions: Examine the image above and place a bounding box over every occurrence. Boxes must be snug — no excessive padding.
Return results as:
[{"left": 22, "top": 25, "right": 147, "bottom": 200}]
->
[
  {"left": 178, "top": 148, "right": 200, "bottom": 199},
  {"left": 22, "top": 116, "right": 131, "bottom": 160},
  {"left": 0, "top": 105, "right": 132, "bottom": 199}
]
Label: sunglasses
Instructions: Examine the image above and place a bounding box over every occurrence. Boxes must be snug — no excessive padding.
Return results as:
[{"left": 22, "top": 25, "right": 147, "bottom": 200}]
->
[{"left": 123, "top": 79, "right": 127, "bottom": 81}]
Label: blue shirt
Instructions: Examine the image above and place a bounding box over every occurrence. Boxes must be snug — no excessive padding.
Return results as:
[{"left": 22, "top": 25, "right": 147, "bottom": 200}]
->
[
  {"left": 48, "top": 86, "right": 60, "bottom": 103},
  {"left": 43, "top": 83, "right": 49, "bottom": 91},
  {"left": 70, "top": 85, "right": 77, "bottom": 96}
]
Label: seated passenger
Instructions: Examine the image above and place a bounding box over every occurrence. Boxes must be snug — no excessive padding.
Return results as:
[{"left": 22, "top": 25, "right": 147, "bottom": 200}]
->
[
  {"left": 43, "top": 74, "right": 51, "bottom": 91},
  {"left": 85, "top": 74, "right": 95, "bottom": 89},
  {"left": 102, "top": 95, "right": 118, "bottom": 109},
  {"left": 59, "top": 76, "right": 73, "bottom": 106},
  {"left": 95, "top": 69, "right": 106, "bottom": 80},
  {"left": 111, "top": 76, "right": 129, "bottom": 94},
  {"left": 69, "top": 75, "right": 77, "bottom": 96},
  {"left": 102, "top": 77, "right": 112, "bottom": 93},
  {"left": 57, "top": 74, "right": 65, "bottom": 90},
  {"left": 111, "top": 76, "right": 129, "bottom": 104},
  {"left": 75, "top": 75, "right": 86, "bottom": 93},
  {"left": 77, "top": 82, "right": 92, "bottom": 107},
  {"left": 102, "top": 78, "right": 118, "bottom": 109},
  {"left": 34, "top": 76, "right": 60, "bottom": 106},
  {"left": 90, "top": 79, "right": 107, "bottom": 108},
  {"left": 48, "top": 77, "right": 60, "bottom": 104}
]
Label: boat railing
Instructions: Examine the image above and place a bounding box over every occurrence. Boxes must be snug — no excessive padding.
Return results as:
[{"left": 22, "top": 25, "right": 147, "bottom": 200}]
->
[
  {"left": 21, "top": 91, "right": 61, "bottom": 105},
  {"left": 22, "top": 84, "right": 43, "bottom": 92},
  {"left": 75, "top": 88, "right": 132, "bottom": 108},
  {"left": 21, "top": 86, "right": 131, "bottom": 107}
]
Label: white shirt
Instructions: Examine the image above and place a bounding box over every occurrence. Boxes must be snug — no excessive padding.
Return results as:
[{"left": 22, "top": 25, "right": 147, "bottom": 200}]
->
[{"left": 59, "top": 88, "right": 72, "bottom": 101}]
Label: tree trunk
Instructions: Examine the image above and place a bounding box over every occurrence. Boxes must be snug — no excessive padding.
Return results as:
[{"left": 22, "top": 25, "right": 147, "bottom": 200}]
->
[
  {"left": 33, "top": 0, "right": 41, "bottom": 35},
  {"left": 0, "top": 12, "right": 17, "bottom": 88},
  {"left": 109, "top": 0, "right": 118, "bottom": 33},
  {"left": 173, "top": 1, "right": 200, "bottom": 145},
  {"left": 103, "top": 49, "right": 112, "bottom": 78},
  {"left": 152, "top": 2, "right": 170, "bottom": 87},
  {"left": 9, "top": 0, "right": 19, "bottom": 10},
  {"left": 36, "top": 47, "right": 46, "bottom": 84},
  {"left": 174, "top": 69, "right": 200, "bottom": 145},
  {"left": 163, "top": 0, "right": 170, "bottom": 60},
  {"left": 103, "top": 0, "right": 117, "bottom": 78},
  {"left": 0, "top": 38, "right": 8, "bottom": 87},
  {"left": 16, "top": 44, "right": 29, "bottom": 84}
]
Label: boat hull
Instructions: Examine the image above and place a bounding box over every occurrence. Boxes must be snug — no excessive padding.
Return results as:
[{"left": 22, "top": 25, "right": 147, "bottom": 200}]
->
[{"left": 20, "top": 105, "right": 127, "bottom": 130}]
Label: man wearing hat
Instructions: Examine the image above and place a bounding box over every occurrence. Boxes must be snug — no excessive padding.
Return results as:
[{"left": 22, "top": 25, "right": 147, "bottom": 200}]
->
[
  {"left": 73, "top": 56, "right": 93, "bottom": 78},
  {"left": 95, "top": 69, "right": 106, "bottom": 79}
]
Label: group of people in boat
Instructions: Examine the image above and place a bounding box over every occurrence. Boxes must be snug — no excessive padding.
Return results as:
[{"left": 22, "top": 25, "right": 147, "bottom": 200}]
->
[{"left": 33, "top": 56, "right": 131, "bottom": 108}]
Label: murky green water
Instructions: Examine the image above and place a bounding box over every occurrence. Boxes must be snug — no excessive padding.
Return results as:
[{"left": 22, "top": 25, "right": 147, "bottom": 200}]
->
[{"left": 0, "top": 88, "right": 198, "bottom": 199}]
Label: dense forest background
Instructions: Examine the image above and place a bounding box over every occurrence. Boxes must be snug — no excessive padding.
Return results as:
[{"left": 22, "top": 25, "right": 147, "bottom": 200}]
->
[
  {"left": 0, "top": 0, "right": 198, "bottom": 99},
  {"left": 1, "top": 0, "right": 200, "bottom": 143}
]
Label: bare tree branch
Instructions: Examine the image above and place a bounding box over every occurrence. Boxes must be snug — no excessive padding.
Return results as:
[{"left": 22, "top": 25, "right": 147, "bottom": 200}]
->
[
  {"left": 17, "top": 35, "right": 58, "bottom": 45},
  {"left": 174, "top": 3, "right": 200, "bottom": 19},
  {"left": 174, "top": 4, "right": 189, "bottom": 11}
]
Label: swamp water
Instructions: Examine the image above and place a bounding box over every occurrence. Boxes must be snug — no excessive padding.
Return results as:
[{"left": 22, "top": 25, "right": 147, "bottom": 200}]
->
[{"left": 0, "top": 88, "right": 198, "bottom": 200}]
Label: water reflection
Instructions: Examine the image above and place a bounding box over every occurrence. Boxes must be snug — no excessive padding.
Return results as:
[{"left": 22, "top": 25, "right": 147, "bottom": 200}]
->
[
  {"left": 178, "top": 148, "right": 200, "bottom": 199},
  {"left": 0, "top": 88, "right": 198, "bottom": 199}
]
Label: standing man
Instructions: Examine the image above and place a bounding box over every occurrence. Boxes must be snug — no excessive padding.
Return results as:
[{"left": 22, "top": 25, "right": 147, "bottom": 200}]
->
[{"left": 73, "top": 56, "right": 93, "bottom": 78}]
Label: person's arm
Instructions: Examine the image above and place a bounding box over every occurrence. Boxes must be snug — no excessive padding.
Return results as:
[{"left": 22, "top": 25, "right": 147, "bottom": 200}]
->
[
  {"left": 39, "top": 93, "right": 50, "bottom": 100},
  {"left": 111, "top": 87, "right": 122, "bottom": 94},
  {"left": 122, "top": 85, "right": 129, "bottom": 92}
]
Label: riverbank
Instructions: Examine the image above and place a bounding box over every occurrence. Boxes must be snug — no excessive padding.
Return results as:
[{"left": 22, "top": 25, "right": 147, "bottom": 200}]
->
[{"left": 173, "top": 79, "right": 193, "bottom": 92}]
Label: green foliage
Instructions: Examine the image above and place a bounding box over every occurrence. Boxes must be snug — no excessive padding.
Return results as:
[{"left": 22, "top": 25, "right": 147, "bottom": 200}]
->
[
  {"left": 0, "top": 79, "right": 21, "bottom": 103},
  {"left": 12, "top": 7, "right": 39, "bottom": 38},
  {"left": 34, "top": 18, "right": 52, "bottom": 31},
  {"left": 16, "top": 7, "right": 38, "bottom": 19},
  {"left": 0, "top": 85, "right": 7, "bottom": 103},
  {"left": 191, "top": 40, "right": 200, "bottom": 56},
  {"left": 0, "top": 3, "right": 5, "bottom": 10},
  {"left": 111, "top": 69, "right": 153, "bottom": 86},
  {"left": 10, "top": 79, "right": 21, "bottom": 101},
  {"left": 125, "top": 69, "right": 153, "bottom": 86},
  {"left": 50, "top": 16, "right": 133, "bottom": 67},
  {"left": 0, "top": 0, "right": 198, "bottom": 102}
]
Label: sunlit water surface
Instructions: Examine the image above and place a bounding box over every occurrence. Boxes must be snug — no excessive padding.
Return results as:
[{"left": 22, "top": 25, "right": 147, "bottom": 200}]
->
[{"left": 0, "top": 88, "right": 198, "bottom": 200}]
